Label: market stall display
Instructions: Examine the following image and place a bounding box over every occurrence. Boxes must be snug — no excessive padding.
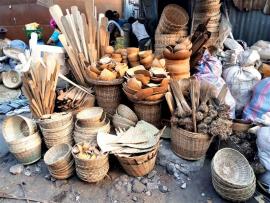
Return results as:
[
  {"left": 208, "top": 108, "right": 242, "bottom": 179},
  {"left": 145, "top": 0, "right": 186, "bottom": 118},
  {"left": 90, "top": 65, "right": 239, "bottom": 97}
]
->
[
  {"left": 97, "top": 120, "right": 165, "bottom": 176},
  {"left": 44, "top": 143, "right": 75, "bottom": 179},
  {"left": 72, "top": 143, "right": 109, "bottom": 183},
  {"left": 155, "top": 4, "right": 189, "bottom": 55},
  {"left": 2, "top": 115, "right": 41, "bottom": 165},
  {"left": 170, "top": 78, "right": 232, "bottom": 160}
]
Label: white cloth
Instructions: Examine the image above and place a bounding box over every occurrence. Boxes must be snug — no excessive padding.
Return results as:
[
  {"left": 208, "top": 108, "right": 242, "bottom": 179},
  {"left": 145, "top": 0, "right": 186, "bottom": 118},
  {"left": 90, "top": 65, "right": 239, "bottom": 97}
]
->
[{"left": 132, "top": 21, "right": 149, "bottom": 41}]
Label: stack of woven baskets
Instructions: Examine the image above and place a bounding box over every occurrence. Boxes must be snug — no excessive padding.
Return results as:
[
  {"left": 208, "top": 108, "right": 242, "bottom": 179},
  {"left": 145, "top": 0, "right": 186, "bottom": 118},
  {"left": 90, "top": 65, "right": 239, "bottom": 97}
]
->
[
  {"left": 44, "top": 143, "right": 75, "bottom": 180},
  {"left": 74, "top": 107, "right": 110, "bottom": 144},
  {"left": 192, "top": 0, "right": 221, "bottom": 46},
  {"left": 38, "top": 112, "right": 74, "bottom": 148},
  {"left": 211, "top": 148, "right": 256, "bottom": 202},
  {"left": 2, "top": 115, "right": 41, "bottom": 165},
  {"left": 155, "top": 4, "right": 189, "bottom": 55}
]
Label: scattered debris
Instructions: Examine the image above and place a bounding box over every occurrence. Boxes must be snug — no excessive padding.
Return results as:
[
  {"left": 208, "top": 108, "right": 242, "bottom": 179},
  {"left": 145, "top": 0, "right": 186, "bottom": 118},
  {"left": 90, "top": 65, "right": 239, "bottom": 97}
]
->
[
  {"left": 132, "top": 196, "right": 138, "bottom": 202},
  {"left": 181, "top": 182, "right": 187, "bottom": 189},
  {"left": 132, "top": 179, "right": 146, "bottom": 193},
  {"left": 52, "top": 191, "right": 68, "bottom": 202},
  {"left": 145, "top": 191, "right": 151, "bottom": 196},
  {"left": 159, "top": 185, "right": 169, "bottom": 193},
  {"left": 9, "top": 164, "right": 24, "bottom": 175},
  {"left": 24, "top": 170, "right": 31, "bottom": 177},
  {"left": 147, "top": 170, "right": 157, "bottom": 179}
]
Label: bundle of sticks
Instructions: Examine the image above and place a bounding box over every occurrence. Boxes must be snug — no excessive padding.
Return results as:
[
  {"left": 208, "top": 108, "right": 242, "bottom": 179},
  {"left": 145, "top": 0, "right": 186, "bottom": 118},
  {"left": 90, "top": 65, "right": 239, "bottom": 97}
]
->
[
  {"left": 56, "top": 86, "right": 95, "bottom": 112},
  {"left": 22, "top": 56, "right": 60, "bottom": 118},
  {"left": 169, "top": 78, "right": 232, "bottom": 140},
  {"left": 49, "top": 1, "right": 110, "bottom": 86}
]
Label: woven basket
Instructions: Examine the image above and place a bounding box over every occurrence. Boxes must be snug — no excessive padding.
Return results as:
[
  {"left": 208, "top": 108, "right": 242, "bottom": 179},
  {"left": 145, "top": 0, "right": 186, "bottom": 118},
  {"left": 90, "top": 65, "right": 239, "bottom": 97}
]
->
[
  {"left": 158, "top": 4, "right": 189, "bottom": 34},
  {"left": 171, "top": 125, "right": 213, "bottom": 160},
  {"left": 73, "top": 131, "right": 97, "bottom": 144},
  {"left": 44, "top": 143, "right": 74, "bottom": 179},
  {"left": 38, "top": 112, "right": 73, "bottom": 129},
  {"left": 116, "top": 144, "right": 159, "bottom": 177},
  {"left": 8, "top": 132, "right": 42, "bottom": 165},
  {"left": 132, "top": 99, "right": 162, "bottom": 127},
  {"left": 212, "top": 174, "right": 256, "bottom": 201},
  {"left": 2, "top": 115, "right": 37, "bottom": 144},
  {"left": 94, "top": 84, "right": 123, "bottom": 115},
  {"left": 72, "top": 149, "right": 109, "bottom": 183},
  {"left": 211, "top": 148, "right": 255, "bottom": 188}
]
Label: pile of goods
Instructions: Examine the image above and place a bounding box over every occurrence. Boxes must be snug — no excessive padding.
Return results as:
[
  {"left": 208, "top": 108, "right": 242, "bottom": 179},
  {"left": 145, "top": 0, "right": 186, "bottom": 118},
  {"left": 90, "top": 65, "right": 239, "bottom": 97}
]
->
[
  {"left": 72, "top": 143, "right": 109, "bottom": 183},
  {"left": 21, "top": 56, "right": 60, "bottom": 118},
  {"left": 192, "top": 0, "right": 221, "bottom": 46},
  {"left": 164, "top": 38, "right": 192, "bottom": 80},
  {"left": 49, "top": 1, "right": 110, "bottom": 86},
  {"left": 74, "top": 107, "right": 110, "bottom": 144},
  {"left": 123, "top": 67, "right": 169, "bottom": 102},
  {"left": 169, "top": 78, "right": 232, "bottom": 160},
  {"left": 56, "top": 86, "right": 95, "bottom": 112},
  {"left": 170, "top": 78, "right": 232, "bottom": 138},
  {"left": 155, "top": 4, "right": 189, "bottom": 55},
  {"left": 112, "top": 104, "right": 138, "bottom": 130},
  {"left": 138, "top": 50, "right": 154, "bottom": 69},
  {"left": 211, "top": 148, "right": 256, "bottom": 201},
  {"left": 2, "top": 115, "right": 41, "bottom": 165},
  {"left": 103, "top": 46, "right": 128, "bottom": 64},
  {"left": 86, "top": 56, "right": 128, "bottom": 81},
  {"left": 38, "top": 112, "right": 74, "bottom": 148},
  {"left": 44, "top": 143, "right": 75, "bottom": 179},
  {"left": 127, "top": 47, "right": 140, "bottom": 67},
  {"left": 97, "top": 121, "right": 165, "bottom": 176}
]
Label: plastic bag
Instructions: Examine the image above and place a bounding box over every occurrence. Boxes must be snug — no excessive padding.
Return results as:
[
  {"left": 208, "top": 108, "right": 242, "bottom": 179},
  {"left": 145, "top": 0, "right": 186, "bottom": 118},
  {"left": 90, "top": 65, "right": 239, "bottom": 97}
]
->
[
  {"left": 257, "top": 127, "right": 270, "bottom": 170},
  {"left": 195, "top": 50, "right": 236, "bottom": 118},
  {"left": 251, "top": 40, "right": 270, "bottom": 60},
  {"left": 243, "top": 78, "right": 270, "bottom": 125},
  {"left": 223, "top": 64, "right": 261, "bottom": 114}
]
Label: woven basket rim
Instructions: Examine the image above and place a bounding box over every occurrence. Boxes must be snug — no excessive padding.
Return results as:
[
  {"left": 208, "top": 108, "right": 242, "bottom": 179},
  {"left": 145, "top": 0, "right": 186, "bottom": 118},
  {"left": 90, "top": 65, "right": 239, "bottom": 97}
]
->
[
  {"left": 128, "top": 97, "right": 163, "bottom": 105},
  {"left": 86, "top": 77, "right": 124, "bottom": 86},
  {"left": 212, "top": 148, "right": 255, "bottom": 188},
  {"left": 44, "top": 143, "right": 72, "bottom": 166},
  {"left": 171, "top": 124, "right": 210, "bottom": 139}
]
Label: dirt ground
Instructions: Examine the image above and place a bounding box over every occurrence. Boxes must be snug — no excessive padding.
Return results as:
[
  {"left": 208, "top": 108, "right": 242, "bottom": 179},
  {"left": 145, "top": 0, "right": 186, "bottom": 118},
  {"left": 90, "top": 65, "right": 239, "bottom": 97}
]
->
[{"left": 0, "top": 115, "right": 259, "bottom": 203}]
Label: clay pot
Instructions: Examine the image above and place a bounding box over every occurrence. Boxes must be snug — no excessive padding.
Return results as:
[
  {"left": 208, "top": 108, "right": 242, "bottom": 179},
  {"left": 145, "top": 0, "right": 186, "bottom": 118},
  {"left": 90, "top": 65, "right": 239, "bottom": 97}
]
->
[
  {"left": 99, "top": 69, "right": 117, "bottom": 81},
  {"left": 127, "top": 78, "right": 142, "bottom": 91},
  {"left": 166, "top": 59, "right": 190, "bottom": 74},
  {"left": 128, "top": 53, "right": 139, "bottom": 62},
  {"left": 135, "top": 88, "right": 154, "bottom": 100},
  {"left": 163, "top": 50, "right": 192, "bottom": 60},
  {"left": 139, "top": 50, "right": 152, "bottom": 59},
  {"left": 127, "top": 47, "right": 139, "bottom": 54},
  {"left": 135, "top": 74, "right": 150, "bottom": 85}
]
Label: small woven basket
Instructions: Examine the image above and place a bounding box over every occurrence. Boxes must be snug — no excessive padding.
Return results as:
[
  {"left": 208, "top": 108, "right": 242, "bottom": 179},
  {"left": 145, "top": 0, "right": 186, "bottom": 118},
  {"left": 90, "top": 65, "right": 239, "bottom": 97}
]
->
[
  {"left": 44, "top": 143, "right": 74, "bottom": 179},
  {"left": 171, "top": 125, "right": 213, "bottom": 160},
  {"left": 72, "top": 146, "right": 109, "bottom": 183},
  {"left": 116, "top": 144, "right": 159, "bottom": 177},
  {"left": 8, "top": 132, "right": 42, "bottom": 165},
  {"left": 132, "top": 99, "right": 162, "bottom": 127}
]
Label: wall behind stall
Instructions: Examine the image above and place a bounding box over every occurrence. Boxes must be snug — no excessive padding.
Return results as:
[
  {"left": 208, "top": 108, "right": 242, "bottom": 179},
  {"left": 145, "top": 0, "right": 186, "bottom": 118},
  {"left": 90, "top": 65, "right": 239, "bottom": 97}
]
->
[{"left": 0, "top": 0, "right": 123, "bottom": 43}]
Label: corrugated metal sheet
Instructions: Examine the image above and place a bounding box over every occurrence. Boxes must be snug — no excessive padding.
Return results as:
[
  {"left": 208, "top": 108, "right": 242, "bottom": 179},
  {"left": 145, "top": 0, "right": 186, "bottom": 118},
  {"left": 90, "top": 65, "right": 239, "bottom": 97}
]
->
[{"left": 228, "top": 0, "right": 270, "bottom": 45}]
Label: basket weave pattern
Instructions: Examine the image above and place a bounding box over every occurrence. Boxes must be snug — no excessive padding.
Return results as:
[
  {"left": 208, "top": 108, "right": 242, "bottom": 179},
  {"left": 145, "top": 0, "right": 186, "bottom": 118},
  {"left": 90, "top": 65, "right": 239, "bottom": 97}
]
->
[
  {"left": 171, "top": 125, "right": 212, "bottom": 160},
  {"left": 95, "top": 85, "right": 122, "bottom": 115},
  {"left": 116, "top": 145, "right": 159, "bottom": 177}
]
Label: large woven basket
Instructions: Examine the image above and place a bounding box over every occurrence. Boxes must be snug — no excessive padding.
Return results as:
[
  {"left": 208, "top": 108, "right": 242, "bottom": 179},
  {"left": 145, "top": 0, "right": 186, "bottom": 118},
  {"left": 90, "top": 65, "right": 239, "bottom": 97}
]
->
[
  {"left": 44, "top": 143, "right": 74, "bottom": 179},
  {"left": 8, "top": 132, "right": 42, "bottom": 165},
  {"left": 72, "top": 146, "right": 109, "bottom": 183},
  {"left": 132, "top": 99, "right": 162, "bottom": 127},
  {"left": 38, "top": 112, "right": 73, "bottom": 129},
  {"left": 158, "top": 4, "right": 189, "bottom": 34},
  {"left": 116, "top": 144, "right": 159, "bottom": 177},
  {"left": 171, "top": 125, "right": 213, "bottom": 160}
]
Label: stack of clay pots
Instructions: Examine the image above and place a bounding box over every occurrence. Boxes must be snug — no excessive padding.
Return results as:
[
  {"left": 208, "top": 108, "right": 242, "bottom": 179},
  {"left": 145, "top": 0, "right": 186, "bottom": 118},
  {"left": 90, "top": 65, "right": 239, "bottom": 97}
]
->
[
  {"left": 164, "top": 38, "right": 192, "bottom": 80},
  {"left": 2, "top": 115, "right": 41, "bottom": 165},
  {"left": 155, "top": 4, "right": 189, "bottom": 55},
  {"left": 127, "top": 47, "right": 140, "bottom": 67},
  {"left": 192, "top": 0, "right": 221, "bottom": 46},
  {"left": 139, "top": 50, "right": 154, "bottom": 69},
  {"left": 104, "top": 46, "right": 128, "bottom": 64},
  {"left": 112, "top": 104, "right": 138, "bottom": 130},
  {"left": 38, "top": 112, "right": 74, "bottom": 149},
  {"left": 44, "top": 143, "right": 75, "bottom": 180},
  {"left": 74, "top": 107, "right": 111, "bottom": 144}
]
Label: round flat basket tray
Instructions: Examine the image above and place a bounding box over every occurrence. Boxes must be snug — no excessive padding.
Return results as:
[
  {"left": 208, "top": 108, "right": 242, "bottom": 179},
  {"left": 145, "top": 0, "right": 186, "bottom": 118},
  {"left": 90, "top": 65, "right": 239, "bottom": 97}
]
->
[
  {"left": 160, "top": 4, "right": 189, "bottom": 27},
  {"left": 211, "top": 148, "right": 255, "bottom": 189}
]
